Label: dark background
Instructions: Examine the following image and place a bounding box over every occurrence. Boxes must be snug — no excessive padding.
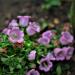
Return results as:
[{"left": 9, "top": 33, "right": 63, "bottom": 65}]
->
[{"left": 0, "top": 0, "right": 71, "bottom": 30}]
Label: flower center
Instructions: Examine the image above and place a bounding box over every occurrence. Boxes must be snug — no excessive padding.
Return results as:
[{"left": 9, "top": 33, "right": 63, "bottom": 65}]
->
[
  {"left": 42, "top": 61, "right": 48, "bottom": 67},
  {"left": 13, "top": 33, "right": 18, "bottom": 38},
  {"left": 67, "top": 50, "right": 72, "bottom": 56},
  {"left": 64, "top": 33, "right": 70, "bottom": 39},
  {"left": 31, "top": 72, "right": 36, "bottom": 75},
  {"left": 57, "top": 51, "right": 64, "bottom": 57}
]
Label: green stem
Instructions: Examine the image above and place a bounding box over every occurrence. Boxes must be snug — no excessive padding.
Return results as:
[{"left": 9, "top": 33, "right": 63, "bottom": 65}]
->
[{"left": 70, "top": 0, "right": 75, "bottom": 38}]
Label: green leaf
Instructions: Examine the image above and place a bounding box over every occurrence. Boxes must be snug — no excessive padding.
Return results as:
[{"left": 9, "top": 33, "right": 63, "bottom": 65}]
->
[
  {"left": 56, "top": 65, "right": 62, "bottom": 75},
  {"left": 0, "top": 67, "right": 3, "bottom": 75},
  {"left": 17, "top": 64, "right": 22, "bottom": 69},
  {"left": 37, "top": 60, "right": 40, "bottom": 64},
  {"left": 9, "top": 66, "right": 14, "bottom": 73},
  {"left": 1, "top": 57, "right": 7, "bottom": 62},
  {"left": 42, "top": 0, "right": 61, "bottom": 10},
  {"left": 50, "top": 0, "right": 61, "bottom": 6}
]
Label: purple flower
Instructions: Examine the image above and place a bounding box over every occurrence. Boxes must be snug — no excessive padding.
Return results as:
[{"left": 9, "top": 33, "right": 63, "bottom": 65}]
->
[
  {"left": 3, "top": 20, "right": 19, "bottom": 35},
  {"left": 2, "top": 27, "right": 19, "bottom": 36},
  {"left": 54, "top": 48, "right": 65, "bottom": 61},
  {"left": 17, "top": 16, "right": 30, "bottom": 27},
  {"left": 8, "top": 29, "right": 24, "bottom": 43},
  {"left": 42, "top": 30, "right": 53, "bottom": 39},
  {"left": 63, "top": 47, "right": 74, "bottom": 60},
  {"left": 37, "top": 37, "right": 50, "bottom": 45},
  {"left": 8, "top": 19, "right": 18, "bottom": 28},
  {"left": 60, "top": 32, "right": 74, "bottom": 45},
  {"left": 28, "top": 50, "right": 36, "bottom": 61},
  {"left": 29, "top": 22, "right": 40, "bottom": 32},
  {"left": 39, "top": 57, "right": 53, "bottom": 72},
  {"left": 2, "top": 28, "right": 11, "bottom": 35},
  {"left": 46, "top": 52, "right": 55, "bottom": 61},
  {"left": 26, "top": 26, "right": 36, "bottom": 36},
  {"left": 26, "top": 69, "right": 40, "bottom": 75},
  {"left": 26, "top": 22, "right": 40, "bottom": 36}
]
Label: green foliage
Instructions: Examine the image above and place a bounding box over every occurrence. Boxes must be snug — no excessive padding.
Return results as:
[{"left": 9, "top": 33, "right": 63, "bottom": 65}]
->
[
  {"left": 69, "top": 0, "right": 75, "bottom": 37},
  {"left": 41, "top": 0, "right": 61, "bottom": 10},
  {"left": 1, "top": 56, "right": 22, "bottom": 68},
  {"left": 1, "top": 55, "right": 24, "bottom": 74},
  {"left": 0, "top": 33, "right": 11, "bottom": 47},
  {"left": 0, "top": 32, "right": 58, "bottom": 74},
  {"left": 56, "top": 65, "right": 62, "bottom": 75}
]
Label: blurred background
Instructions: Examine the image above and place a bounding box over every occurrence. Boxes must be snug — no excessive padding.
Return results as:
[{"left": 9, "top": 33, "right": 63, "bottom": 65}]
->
[{"left": 0, "top": 0, "right": 72, "bottom": 30}]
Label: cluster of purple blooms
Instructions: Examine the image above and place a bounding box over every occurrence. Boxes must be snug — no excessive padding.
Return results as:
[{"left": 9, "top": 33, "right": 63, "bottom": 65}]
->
[
  {"left": 3, "top": 16, "right": 40, "bottom": 43},
  {"left": 37, "top": 30, "right": 53, "bottom": 45},
  {"left": 2, "top": 16, "right": 74, "bottom": 75},
  {"left": 27, "top": 47, "right": 74, "bottom": 75}
]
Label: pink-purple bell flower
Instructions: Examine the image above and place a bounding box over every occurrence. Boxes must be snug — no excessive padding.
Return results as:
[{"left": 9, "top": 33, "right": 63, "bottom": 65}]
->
[
  {"left": 8, "top": 29, "right": 24, "bottom": 43},
  {"left": 54, "top": 48, "right": 65, "bottom": 61},
  {"left": 42, "top": 30, "right": 53, "bottom": 39},
  {"left": 26, "top": 69, "right": 40, "bottom": 75},
  {"left": 26, "top": 22, "right": 40, "bottom": 36},
  {"left": 29, "top": 22, "right": 40, "bottom": 32},
  {"left": 60, "top": 31, "right": 74, "bottom": 45},
  {"left": 17, "top": 16, "right": 30, "bottom": 27},
  {"left": 39, "top": 57, "right": 53, "bottom": 72},
  {"left": 2, "top": 19, "right": 19, "bottom": 35},
  {"left": 28, "top": 50, "right": 36, "bottom": 61},
  {"left": 2, "top": 28, "right": 11, "bottom": 35},
  {"left": 37, "top": 36, "right": 50, "bottom": 45},
  {"left": 37, "top": 30, "right": 53, "bottom": 45},
  {"left": 46, "top": 52, "right": 56, "bottom": 61},
  {"left": 8, "top": 19, "right": 18, "bottom": 28},
  {"left": 2, "top": 27, "right": 19, "bottom": 36},
  {"left": 63, "top": 47, "right": 74, "bottom": 60}
]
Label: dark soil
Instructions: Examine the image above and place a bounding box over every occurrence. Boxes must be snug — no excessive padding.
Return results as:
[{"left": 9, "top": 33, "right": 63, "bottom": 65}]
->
[{"left": 0, "top": 0, "right": 75, "bottom": 75}]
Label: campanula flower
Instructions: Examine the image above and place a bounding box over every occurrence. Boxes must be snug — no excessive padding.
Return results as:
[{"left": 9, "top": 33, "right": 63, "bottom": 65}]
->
[
  {"left": 8, "top": 29, "right": 24, "bottom": 43},
  {"left": 2, "top": 26, "right": 19, "bottom": 35},
  {"left": 39, "top": 57, "right": 53, "bottom": 72},
  {"left": 42, "top": 30, "right": 53, "bottom": 39},
  {"left": 46, "top": 52, "right": 55, "bottom": 61},
  {"left": 26, "top": 22, "right": 40, "bottom": 36},
  {"left": 3, "top": 19, "right": 19, "bottom": 35},
  {"left": 2, "top": 28, "right": 11, "bottom": 35},
  {"left": 60, "top": 32, "right": 74, "bottom": 45},
  {"left": 17, "top": 16, "right": 30, "bottom": 27},
  {"left": 37, "top": 37, "right": 50, "bottom": 45},
  {"left": 28, "top": 50, "right": 36, "bottom": 61},
  {"left": 8, "top": 19, "right": 18, "bottom": 28},
  {"left": 54, "top": 48, "right": 65, "bottom": 61},
  {"left": 26, "top": 69, "right": 40, "bottom": 75},
  {"left": 63, "top": 47, "right": 74, "bottom": 60}
]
